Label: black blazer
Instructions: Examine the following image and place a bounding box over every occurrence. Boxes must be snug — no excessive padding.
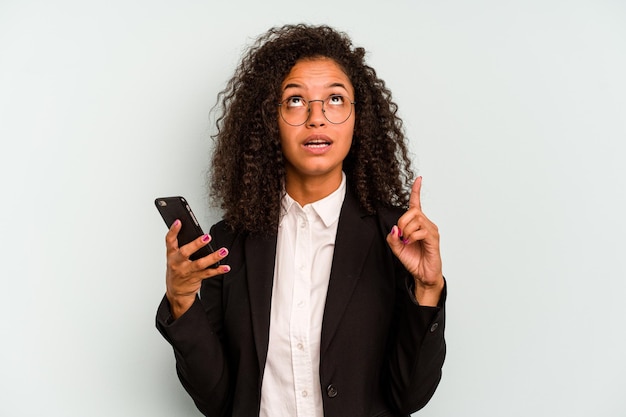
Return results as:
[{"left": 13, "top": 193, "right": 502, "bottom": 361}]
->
[{"left": 157, "top": 191, "right": 446, "bottom": 417}]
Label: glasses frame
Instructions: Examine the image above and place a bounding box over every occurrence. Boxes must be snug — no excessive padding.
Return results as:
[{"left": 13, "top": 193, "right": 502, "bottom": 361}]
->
[{"left": 278, "top": 95, "right": 356, "bottom": 126}]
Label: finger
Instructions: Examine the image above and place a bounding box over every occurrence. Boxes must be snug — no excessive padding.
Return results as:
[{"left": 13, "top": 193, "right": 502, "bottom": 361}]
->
[
  {"left": 166, "top": 247, "right": 231, "bottom": 290},
  {"left": 409, "top": 176, "right": 423, "bottom": 210},
  {"left": 404, "top": 228, "right": 429, "bottom": 244},
  {"left": 165, "top": 219, "right": 182, "bottom": 253},
  {"left": 407, "top": 221, "right": 440, "bottom": 247},
  {"left": 396, "top": 208, "right": 420, "bottom": 239},
  {"left": 179, "top": 233, "right": 213, "bottom": 259},
  {"left": 197, "top": 263, "right": 232, "bottom": 278},
  {"left": 398, "top": 212, "right": 438, "bottom": 245},
  {"left": 194, "top": 246, "right": 230, "bottom": 270},
  {"left": 183, "top": 264, "right": 231, "bottom": 286},
  {"left": 386, "top": 225, "right": 405, "bottom": 253}
]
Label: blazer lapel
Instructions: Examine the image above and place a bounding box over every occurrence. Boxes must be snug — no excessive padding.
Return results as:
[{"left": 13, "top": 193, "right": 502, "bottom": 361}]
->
[
  {"left": 320, "top": 192, "right": 375, "bottom": 354},
  {"left": 245, "top": 232, "right": 277, "bottom": 372}
]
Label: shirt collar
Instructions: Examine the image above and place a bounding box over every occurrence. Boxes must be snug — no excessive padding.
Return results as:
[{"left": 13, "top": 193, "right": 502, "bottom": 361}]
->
[{"left": 281, "top": 172, "right": 347, "bottom": 228}]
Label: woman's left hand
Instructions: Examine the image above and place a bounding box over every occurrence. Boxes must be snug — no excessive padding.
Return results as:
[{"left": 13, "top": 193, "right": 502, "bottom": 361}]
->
[{"left": 386, "top": 177, "right": 444, "bottom": 306}]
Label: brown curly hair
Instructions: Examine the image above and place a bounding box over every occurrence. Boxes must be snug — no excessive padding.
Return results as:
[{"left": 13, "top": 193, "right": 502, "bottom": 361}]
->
[{"left": 209, "top": 24, "right": 414, "bottom": 235}]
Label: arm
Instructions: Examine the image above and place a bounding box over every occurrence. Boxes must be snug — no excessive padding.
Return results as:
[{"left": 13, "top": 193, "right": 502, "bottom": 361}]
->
[
  {"left": 384, "top": 273, "right": 446, "bottom": 414},
  {"left": 155, "top": 221, "right": 233, "bottom": 417},
  {"left": 386, "top": 177, "right": 445, "bottom": 306},
  {"left": 384, "top": 176, "right": 447, "bottom": 413},
  {"left": 156, "top": 294, "right": 231, "bottom": 416}
]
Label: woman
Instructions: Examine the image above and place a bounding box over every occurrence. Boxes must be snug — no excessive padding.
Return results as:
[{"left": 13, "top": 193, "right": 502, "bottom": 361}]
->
[{"left": 157, "top": 24, "right": 446, "bottom": 417}]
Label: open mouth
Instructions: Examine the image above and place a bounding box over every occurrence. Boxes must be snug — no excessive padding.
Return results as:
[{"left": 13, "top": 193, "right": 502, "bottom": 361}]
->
[
  {"left": 305, "top": 140, "right": 331, "bottom": 148},
  {"left": 304, "top": 135, "right": 332, "bottom": 149}
]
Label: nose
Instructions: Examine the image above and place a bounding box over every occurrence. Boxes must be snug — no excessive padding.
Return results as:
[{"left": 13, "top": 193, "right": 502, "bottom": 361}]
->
[{"left": 307, "top": 100, "right": 326, "bottom": 127}]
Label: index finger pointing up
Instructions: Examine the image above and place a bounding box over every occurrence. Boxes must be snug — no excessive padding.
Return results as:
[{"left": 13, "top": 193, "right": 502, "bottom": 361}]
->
[{"left": 409, "top": 176, "right": 423, "bottom": 210}]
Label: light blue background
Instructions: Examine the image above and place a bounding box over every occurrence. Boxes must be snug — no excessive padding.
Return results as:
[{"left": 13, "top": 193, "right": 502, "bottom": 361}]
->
[{"left": 1, "top": 1, "right": 625, "bottom": 416}]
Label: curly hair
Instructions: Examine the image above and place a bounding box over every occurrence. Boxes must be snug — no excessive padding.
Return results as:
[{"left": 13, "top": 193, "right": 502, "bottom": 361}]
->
[{"left": 209, "top": 24, "right": 414, "bottom": 235}]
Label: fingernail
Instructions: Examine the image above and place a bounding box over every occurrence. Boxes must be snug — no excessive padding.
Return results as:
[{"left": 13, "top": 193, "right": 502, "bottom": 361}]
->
[
  {"left": 174, "top": 219, "right": 180, "bottom": 227},
  {"left": 402, "top": 238, "right": 410, "bottom": 244},
  {"left": 219, "top": 248, "right": 228, "bottom": 257},
  {"left": 222, "top": 265, "right": 231, "bottom": 273},
  {"left": 202, "top": 234, "right": 210, "bottom": 242}
]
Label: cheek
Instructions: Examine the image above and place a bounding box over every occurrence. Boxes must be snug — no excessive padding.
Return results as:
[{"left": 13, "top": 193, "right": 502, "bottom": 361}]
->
[
  {"left": 277, "top": 121, "right": 290, "bottom": 144},
  {"left": 343, "top": 120, "right": 356, "bottom": 146},
  {"left": 278, "top": 125, "right": 300, "bottom": 159},
  {"left": 278, "top": 124, "right": 292, "bottom": 144}
]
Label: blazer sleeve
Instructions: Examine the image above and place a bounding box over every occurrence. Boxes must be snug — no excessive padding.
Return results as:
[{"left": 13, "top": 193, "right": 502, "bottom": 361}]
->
[
  {"left": 379, "top": 211, "right": 447, "bottom": 415},
  {"left": 155, "top": 225, "right": 234, "bottom": 417},
  {"left": 385, "top": 277, "right": 446, "bottom": 414}
]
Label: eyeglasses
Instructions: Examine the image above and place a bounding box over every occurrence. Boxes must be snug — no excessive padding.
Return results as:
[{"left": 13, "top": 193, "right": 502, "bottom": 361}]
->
[{"left": 278, "top": 95, "right": 356, "bottom": 126}]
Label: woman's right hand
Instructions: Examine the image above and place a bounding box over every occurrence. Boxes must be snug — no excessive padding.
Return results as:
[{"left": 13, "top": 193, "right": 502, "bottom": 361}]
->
[{"left": 165, "top": 219, "right": 231, "bottom": 319}]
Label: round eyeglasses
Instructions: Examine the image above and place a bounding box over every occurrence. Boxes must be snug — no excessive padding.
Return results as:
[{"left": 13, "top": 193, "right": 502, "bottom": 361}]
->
[{"left": 278, "top": 95, "right": 356, "bottom": 126}]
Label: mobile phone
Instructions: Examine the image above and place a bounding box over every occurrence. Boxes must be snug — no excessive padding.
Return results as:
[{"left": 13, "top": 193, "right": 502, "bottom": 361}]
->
[{"left": 154, "top": 196, "right": 219, "bottom": 266}]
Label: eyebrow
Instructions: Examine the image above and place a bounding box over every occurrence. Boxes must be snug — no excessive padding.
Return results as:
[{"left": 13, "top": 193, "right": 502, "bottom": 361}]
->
[{"left": 282, "top": 82, "right": 350, "bottom": 92}]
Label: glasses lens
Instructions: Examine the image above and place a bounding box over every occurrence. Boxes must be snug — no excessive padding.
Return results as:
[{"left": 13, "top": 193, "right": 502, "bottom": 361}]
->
[
  {"left": 279, "top": 96, "right": 353, "bottom": 125},
  {"left": 324, "top": 95, "right": 352, "bottom": 124},
  {"left": 280, "top": 97, "right": 308, "bottom": 126}
]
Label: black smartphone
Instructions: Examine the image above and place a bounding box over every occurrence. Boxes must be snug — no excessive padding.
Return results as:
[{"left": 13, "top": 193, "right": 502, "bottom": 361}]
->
[{"left": 154, "top": 196, "right": 219, "bottom": 266}]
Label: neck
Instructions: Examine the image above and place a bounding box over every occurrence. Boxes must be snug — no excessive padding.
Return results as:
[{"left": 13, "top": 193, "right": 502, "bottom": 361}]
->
[{"left": 285, "top": 171, "right": 343, "bottom": 206}]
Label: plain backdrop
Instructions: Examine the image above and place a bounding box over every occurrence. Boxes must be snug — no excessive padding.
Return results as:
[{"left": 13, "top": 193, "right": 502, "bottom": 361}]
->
[{"left": 1, "top": 1, "right": 625, "bottom": 416}]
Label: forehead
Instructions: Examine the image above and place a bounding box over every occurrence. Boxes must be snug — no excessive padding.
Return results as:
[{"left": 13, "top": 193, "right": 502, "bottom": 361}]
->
[{"left": 281, "top": 58, "right": 353, "bottom": 95}]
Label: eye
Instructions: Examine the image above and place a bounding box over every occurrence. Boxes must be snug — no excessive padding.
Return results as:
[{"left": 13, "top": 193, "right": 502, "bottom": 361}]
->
[
  {"left": 327, "top": 95, "right": 345, "bottom": 106},
  {"left": 285, "top": 96, "right": 306, "bottom": 108}
]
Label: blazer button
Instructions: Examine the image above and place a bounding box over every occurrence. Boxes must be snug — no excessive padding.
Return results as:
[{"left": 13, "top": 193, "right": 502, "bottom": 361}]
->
[
  {"left": 326, "top": 384, "right": 338, "bottom": 398},
  {"left": 430, "top": 322, "right": 439, "bottom": 332}
]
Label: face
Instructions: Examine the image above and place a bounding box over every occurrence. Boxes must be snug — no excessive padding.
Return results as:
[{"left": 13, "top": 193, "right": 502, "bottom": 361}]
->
[{"left": 278, "top": 58, "right": 356, "bottom": 188}]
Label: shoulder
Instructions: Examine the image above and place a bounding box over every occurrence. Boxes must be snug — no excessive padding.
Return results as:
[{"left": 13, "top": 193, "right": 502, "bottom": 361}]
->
[
  {"left": 375, "top": 205, "right": 405, "bottom": 223},
  {"left": 342, "top": 188, "right": 405, "bottom": 232},
  {"left": 209, "top": 219, "right": 276, "bottom": 252},
  {"left": 209, "top": 220, "right": 242, "bottom": 249},
  {"left": 369, "top": 205, "right": 405, "bottom": 239}
]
